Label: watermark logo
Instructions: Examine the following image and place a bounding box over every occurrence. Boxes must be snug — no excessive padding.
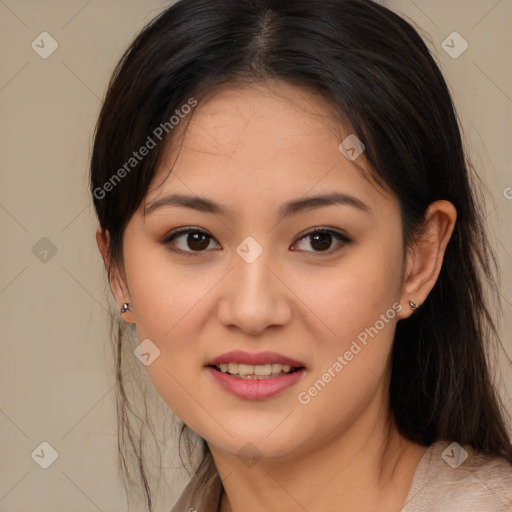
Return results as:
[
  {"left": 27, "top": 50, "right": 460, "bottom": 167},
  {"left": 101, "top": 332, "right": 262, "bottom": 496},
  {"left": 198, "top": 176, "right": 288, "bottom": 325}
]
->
[
  {"left": 339, "top": 134, "right": 365, "bottom": 161},
  {"left": 236, "top": 236, "right": 263, "bottom": 264},
  {"left": 134, "top": 339, "right": 161, "bottom": 366},
  {"left": 236, "top": 442, "right": 262, "bottom": 468},
  {"left": 441, "top": 32, "right": 468, "bottom": 59},
  {"left": 31, "top": 32, "right": 58, "bottom": 59},
  {"left": 31, "top": 441, "right": 59, "bottom": 469},
  {"left": 441, "top": 441, "right": 468, "bottom": 469},
  {"left": 32, "top": 237, "right": 58, "bottom": 263}
]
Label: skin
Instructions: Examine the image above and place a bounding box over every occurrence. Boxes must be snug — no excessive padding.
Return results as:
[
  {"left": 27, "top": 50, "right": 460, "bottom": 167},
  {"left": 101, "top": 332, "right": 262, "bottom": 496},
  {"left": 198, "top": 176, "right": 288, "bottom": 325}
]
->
[{"left": 97, "top": 80, "right": 457, "bottom": 511}]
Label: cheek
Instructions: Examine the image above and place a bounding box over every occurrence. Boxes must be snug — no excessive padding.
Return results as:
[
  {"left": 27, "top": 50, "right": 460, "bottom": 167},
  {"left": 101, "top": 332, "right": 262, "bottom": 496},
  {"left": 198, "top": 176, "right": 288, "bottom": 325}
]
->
[
  {"left": 119, "top": 245, "right": 206, "bottom": 389},
  {"left": 123, "top": 242, "right": 216, "bottom": 339},
  {"left": 291, "top": 273, "right": 402, "bottom": 447},
  {"left": 296, "top": 243, "right": 403, "bottom": 349}
]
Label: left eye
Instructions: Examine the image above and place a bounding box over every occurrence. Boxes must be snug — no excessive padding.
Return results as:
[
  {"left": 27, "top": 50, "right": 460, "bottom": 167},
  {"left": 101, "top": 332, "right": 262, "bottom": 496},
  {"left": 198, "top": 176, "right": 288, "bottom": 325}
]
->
[{"left": 292, "top": 228, "right": 350, "bottom": 254}]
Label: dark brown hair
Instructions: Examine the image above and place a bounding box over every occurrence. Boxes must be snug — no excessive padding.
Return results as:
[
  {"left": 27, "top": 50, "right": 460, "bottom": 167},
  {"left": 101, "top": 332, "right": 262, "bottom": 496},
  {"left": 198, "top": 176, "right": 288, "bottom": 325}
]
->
[{"left": 90, "top": 0, "right": 512, "bottom": 510}]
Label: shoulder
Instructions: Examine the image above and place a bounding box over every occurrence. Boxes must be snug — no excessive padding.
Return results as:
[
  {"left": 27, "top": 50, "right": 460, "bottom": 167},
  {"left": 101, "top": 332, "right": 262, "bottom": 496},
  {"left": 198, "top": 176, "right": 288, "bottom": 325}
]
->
[{"left": 402, "top": 439, "right": 512, "bottom": 512}]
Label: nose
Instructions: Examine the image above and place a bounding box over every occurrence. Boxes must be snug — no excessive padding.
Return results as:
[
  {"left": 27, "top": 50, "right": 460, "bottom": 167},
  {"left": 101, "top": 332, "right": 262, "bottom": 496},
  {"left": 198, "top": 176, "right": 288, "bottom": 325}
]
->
[{"left": 216, "top": 250, "right": 293, "bottom": 336}]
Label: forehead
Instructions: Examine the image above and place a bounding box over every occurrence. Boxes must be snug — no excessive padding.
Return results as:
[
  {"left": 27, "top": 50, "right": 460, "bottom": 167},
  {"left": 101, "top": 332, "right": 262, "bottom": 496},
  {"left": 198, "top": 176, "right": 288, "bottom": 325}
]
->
[
  {"left": 146, "top": 80, "right": 395, "bottom": 218},
  {"left": 159, "top": 80, "right": 346, "bottom": 169}
]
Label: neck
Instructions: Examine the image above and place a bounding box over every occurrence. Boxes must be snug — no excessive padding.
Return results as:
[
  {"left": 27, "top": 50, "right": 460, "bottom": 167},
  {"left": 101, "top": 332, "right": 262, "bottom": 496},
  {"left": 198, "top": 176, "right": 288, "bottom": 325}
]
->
[{"left": 210, "top": 382, "right": 427, "bottom": 512}]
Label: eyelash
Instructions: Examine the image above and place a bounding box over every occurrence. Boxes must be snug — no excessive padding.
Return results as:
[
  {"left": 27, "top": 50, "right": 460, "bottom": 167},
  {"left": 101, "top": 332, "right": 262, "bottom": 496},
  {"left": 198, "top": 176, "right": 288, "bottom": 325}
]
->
[{"left": 162, "top": 226, "right": 351, "bottom": 257}]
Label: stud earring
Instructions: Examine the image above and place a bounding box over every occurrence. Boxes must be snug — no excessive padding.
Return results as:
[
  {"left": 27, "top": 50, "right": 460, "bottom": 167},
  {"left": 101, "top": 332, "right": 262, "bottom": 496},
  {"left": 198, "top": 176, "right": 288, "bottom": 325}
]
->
[
  {"left": 409, "top": 300, "right": 418, "bottom": 310},
  {"left": 120, "top": 303, "right": 131, "bottom": 314}
]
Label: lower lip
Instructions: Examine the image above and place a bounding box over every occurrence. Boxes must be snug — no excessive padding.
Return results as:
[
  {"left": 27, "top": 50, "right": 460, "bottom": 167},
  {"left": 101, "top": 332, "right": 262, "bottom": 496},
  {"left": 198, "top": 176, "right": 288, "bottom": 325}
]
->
[{"left": 206, "top": 367, "right": 306, "bottom": 400}]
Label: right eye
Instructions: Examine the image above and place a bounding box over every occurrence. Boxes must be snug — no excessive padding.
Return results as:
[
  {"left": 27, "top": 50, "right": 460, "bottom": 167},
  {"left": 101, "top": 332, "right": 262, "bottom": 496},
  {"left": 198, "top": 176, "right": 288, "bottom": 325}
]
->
[{"left": 163, "top": 227, "right": 221, "bottom": 256}]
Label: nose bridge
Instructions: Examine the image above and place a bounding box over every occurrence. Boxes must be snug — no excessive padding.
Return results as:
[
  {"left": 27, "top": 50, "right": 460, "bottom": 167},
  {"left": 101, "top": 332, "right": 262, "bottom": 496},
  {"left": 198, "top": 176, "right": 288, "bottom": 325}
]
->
[
  {"left": 234, "top": 234, "right": 275, "bottom": 295},
  {"left": 237, "top": 246, "right": 272, "bottom": 298},
  {"left": 217, "top": 239, "right": 291, "bottom": 333}
]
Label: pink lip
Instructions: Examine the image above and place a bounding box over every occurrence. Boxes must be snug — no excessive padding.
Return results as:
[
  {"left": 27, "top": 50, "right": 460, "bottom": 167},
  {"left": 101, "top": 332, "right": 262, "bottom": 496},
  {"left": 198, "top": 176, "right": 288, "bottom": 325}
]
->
[
  {"left": 206, "top": 350, "right": 306, "bottom": 367},
  {"left": 205, "top": 351, "right": 307, "bottom": 400},
  {"left": 207, "top": 366, "right": 306, "bottom": 400}
]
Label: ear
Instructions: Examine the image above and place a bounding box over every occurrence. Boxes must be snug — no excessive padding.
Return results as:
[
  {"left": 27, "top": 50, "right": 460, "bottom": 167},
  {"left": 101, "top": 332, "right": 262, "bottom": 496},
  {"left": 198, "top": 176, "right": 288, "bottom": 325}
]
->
[
  {"left": 95, "top": 226, "right": 135, "bottom": 324},
  {"left": 397, "top": 200, "right": 457, "bottom": 320}
]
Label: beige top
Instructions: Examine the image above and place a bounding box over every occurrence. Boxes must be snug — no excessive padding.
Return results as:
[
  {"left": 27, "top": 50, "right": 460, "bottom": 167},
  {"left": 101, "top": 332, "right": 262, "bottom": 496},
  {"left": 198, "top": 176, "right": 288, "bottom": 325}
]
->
[{"left": 170, "top": 439, "right": 512, "bottom": 511}]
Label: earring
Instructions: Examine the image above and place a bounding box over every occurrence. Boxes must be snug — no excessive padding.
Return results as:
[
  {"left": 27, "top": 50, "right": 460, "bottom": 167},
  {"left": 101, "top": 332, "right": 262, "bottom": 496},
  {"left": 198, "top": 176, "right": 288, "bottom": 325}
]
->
[
  {"left": 409, "top": 300, "right": 418, "bottom": 310},
  {"left": 120, "top": 303, "right": 131, "bottom": 314}
]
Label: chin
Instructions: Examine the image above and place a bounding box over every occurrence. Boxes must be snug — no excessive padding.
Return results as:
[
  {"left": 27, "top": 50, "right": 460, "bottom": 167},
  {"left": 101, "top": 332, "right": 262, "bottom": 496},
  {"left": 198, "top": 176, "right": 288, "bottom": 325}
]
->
[{"left": 205, "top": 427, "right": 304, "bottom": 463}]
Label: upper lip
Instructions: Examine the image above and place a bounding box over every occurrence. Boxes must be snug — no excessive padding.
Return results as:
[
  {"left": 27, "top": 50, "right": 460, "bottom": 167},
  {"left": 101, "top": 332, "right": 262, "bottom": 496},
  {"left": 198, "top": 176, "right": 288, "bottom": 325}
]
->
[{"left": 206, "top": 350, "right": 306, "bottom": 368}]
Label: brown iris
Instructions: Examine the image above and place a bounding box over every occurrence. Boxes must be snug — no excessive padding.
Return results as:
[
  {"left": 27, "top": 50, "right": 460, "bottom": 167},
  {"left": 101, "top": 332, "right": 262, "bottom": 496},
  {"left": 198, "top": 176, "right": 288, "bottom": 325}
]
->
[
  {"left": 187, "top": 232, "right": 210, "bottom": 251},
  {"left": 309, "top": 232, "right": 333, "bottom": 252}
]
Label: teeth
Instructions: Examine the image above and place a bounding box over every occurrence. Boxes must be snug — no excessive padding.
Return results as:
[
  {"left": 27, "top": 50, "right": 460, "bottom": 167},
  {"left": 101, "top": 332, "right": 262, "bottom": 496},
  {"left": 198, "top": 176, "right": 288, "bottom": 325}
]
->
[
  {"left": 255, "top": 364, "right": 272, "bottom": 376},
  {"left": 215, "top": 362, "right": 296, "bottom": 378},
  {"left": 273, "top": 363, "right": 290, "bottom": 373},
  {"left": 238, "top": 364, "right": 254, "bottom": 376}
]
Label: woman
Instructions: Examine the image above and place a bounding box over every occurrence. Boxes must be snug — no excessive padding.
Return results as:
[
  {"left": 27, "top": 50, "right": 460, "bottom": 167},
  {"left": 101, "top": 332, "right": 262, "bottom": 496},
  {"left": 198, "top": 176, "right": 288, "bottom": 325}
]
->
[{"left": 90, "top": 0, "right": 512, "bottom": 510}]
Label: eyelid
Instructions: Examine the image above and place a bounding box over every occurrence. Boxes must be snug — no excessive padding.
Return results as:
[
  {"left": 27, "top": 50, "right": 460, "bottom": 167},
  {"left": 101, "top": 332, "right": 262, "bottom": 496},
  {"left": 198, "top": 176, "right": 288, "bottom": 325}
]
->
[
  {"left": 295, "top": 225, "right": 350, "bottom": 242},
  {"left": 163, "top": 226, "right": 211, "bottom": 242}
]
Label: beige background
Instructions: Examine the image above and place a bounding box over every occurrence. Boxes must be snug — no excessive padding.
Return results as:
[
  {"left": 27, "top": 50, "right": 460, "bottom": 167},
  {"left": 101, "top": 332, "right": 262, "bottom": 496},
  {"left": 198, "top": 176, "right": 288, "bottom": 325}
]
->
[{"left": 0, "top": 1, "right": 511, "bottom": 511}]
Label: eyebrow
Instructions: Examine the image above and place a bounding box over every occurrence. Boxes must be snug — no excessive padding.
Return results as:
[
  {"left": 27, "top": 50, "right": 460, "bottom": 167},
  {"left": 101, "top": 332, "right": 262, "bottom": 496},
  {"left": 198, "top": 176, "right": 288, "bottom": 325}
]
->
[{"left": 144, "top": 191, "right": 371, "bottom": 217}]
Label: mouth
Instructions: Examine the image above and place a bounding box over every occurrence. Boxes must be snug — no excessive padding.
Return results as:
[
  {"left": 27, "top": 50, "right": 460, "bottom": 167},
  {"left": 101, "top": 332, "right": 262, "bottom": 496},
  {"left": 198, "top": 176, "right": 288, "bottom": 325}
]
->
[{"left": 205, "top": 350, "right": 306, "bottom": 399}]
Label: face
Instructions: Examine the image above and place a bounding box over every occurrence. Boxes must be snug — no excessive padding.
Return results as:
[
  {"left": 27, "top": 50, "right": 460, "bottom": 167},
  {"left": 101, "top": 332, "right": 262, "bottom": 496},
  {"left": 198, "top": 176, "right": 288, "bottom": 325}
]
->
[{"left": 112, "top": 80, "right": 410, "bottom": 461}]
